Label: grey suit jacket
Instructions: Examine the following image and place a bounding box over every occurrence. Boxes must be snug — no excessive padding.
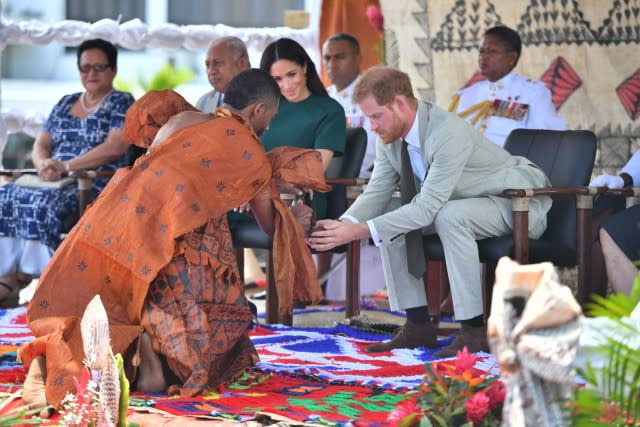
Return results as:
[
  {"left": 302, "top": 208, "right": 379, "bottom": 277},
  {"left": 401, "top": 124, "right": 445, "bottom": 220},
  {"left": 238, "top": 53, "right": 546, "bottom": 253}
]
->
[
  {"left": 344, "top": 101, "right": 552, "bottom": 245},
  {"left": 196, "top": 90, "right": 222, "bottom": 112}
]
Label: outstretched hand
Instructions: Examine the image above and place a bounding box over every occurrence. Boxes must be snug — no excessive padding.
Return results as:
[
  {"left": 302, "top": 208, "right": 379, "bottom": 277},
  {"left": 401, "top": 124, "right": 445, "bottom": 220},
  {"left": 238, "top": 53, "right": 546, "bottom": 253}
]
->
[{"left": 307, "top": 219, "right": 370, "bottom": 251}]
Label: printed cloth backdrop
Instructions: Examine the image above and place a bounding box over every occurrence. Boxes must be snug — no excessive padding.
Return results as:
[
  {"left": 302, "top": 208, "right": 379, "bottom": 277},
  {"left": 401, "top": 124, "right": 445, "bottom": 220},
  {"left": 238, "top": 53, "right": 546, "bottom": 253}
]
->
[{"left": 378, "top": 0, "right": 640, "bottom": 174}]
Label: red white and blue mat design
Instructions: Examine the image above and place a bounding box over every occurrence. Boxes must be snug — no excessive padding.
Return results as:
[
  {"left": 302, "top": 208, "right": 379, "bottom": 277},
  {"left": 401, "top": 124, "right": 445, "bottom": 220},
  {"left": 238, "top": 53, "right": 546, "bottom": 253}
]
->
[{"left": 250, "top": 324, "right": 498, "bottom": 390}]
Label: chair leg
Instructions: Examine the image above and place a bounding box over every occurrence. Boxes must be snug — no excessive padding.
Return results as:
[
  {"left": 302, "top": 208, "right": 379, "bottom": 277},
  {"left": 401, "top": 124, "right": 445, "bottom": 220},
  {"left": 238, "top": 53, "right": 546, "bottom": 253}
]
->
[
  {"left": 576, "top": 195, "right": 594, "bottom": 304},
  {"left": 483, "top": 261, "right": 497, "bottom": 321},
  {"left": 265, "top": 250, "right": 283, "bottom": 325},
  {"left": 425, "top": 260, "right": 444, "bottom": 324},
  {"left": 235, "top": 248, "right": 245, "bottom": 281},
  {"left": 345, "top": 240, "right": 361, "bottom": 318}
]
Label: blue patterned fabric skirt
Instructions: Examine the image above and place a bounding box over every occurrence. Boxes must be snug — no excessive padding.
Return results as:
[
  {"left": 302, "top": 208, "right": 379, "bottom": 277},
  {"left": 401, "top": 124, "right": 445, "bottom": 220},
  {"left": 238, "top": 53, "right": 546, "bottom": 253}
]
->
[{"left": 0, "top": 182, "right": 78, "bottom": 249}]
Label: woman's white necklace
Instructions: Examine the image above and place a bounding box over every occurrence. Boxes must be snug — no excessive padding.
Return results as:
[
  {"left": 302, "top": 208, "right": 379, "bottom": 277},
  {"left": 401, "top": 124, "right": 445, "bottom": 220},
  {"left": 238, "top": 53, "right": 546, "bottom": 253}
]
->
[{"left": 79, "top": 90, "right": 113, "bottom": 113}]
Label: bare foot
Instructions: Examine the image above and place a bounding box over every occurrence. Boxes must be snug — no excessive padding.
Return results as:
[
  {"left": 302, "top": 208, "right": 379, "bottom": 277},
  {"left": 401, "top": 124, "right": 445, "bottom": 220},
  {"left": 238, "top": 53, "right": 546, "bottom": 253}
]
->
[
  {"left": 23, "top": 356, "right": 47, "bottom": 409},
  {"left": 136, "top": 332, "right": 167, "bottom": 393}
]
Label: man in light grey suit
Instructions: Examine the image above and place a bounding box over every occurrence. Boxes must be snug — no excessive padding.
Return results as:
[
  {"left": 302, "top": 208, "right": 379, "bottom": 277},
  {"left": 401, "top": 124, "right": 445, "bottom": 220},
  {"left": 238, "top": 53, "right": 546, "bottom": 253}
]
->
[
  {"left": 196, "top": 36, "right": 250, "bottom": 112},
  {"left": 309, "top": 67, "right": 552, "bottom": 356}
]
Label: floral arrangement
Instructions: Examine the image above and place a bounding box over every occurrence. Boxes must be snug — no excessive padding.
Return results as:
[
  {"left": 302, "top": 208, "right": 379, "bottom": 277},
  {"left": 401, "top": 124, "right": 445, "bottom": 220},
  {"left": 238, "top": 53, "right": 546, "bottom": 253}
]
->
[
  {"left": 387, "top": 347, "right": 505, "bottom": 427},
  {"left": 365, "top": 4, "right": 385, "bottom": 65}
]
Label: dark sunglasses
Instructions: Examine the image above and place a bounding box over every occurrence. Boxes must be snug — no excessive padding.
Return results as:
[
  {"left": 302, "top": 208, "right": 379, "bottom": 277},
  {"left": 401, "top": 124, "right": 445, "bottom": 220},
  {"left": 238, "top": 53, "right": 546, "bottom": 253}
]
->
[{"left": 78, "top": 63, "right": 111, "bottom": 73}]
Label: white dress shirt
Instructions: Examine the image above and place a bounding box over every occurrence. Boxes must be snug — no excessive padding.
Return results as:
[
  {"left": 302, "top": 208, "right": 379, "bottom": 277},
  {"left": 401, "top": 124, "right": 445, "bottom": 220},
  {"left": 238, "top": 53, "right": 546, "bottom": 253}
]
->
[{"left": 343, "top": 113, "right": 423, "bottom": 246}]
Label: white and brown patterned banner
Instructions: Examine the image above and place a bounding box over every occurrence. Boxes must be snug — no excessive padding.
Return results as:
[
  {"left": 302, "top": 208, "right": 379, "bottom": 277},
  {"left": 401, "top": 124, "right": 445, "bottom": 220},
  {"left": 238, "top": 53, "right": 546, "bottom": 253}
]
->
[{"left": 381, "top": 0, "right": 640, "bottom": 171}]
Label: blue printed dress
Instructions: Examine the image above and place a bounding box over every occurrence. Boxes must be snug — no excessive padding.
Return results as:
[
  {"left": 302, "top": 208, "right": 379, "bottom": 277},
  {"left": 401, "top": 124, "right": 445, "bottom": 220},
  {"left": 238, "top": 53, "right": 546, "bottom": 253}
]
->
[{"left": 0, "top": 91, "right": 134, "bottom": 253}]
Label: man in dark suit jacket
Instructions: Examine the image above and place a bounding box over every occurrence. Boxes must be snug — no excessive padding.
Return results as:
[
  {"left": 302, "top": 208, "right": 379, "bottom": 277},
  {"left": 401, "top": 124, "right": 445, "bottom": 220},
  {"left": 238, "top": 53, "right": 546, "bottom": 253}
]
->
[{"left": 309, "top": 66, "right": 552, "bottom": 357}]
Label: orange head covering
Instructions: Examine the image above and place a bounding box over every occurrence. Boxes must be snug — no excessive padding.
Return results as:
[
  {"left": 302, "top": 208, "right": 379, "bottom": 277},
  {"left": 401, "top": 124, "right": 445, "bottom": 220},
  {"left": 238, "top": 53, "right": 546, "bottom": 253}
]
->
[{"left": 123, "top": 89, "right": 199, "bottom": 148}]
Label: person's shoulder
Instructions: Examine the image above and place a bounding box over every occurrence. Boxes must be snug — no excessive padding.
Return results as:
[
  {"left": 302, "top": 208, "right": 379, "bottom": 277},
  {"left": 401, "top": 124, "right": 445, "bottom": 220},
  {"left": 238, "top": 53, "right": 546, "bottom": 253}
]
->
[
  {"left": 512, "top": 73, "right": 547, "bottom": 90},
  {"left": 58, "top": 92, "right": 81, "bottom": 104},
  {"left": 311, "top": 94, "right": 344, "bottom": 113},
  {"left": 454, "top": 80, "right": 485, "bottom": 103},
  {"left": 111, "top": 90, "right": 135, "bottom": 103},
  {"left": 197, "top": 90, "right": 217, "bottom": 101}
]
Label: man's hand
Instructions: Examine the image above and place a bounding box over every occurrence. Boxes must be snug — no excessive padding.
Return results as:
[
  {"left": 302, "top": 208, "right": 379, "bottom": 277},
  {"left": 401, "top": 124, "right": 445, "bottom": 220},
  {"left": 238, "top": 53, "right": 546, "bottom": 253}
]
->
[{"left": 308, "top": 219, "right": 370, "bottom": 251}]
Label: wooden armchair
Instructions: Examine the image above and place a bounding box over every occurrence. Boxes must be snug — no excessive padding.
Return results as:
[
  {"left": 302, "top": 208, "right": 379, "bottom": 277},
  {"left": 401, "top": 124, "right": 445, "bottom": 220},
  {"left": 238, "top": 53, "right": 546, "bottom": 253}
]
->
[{"left": 423, "top": 129, "right": 599, "bottom": 321}]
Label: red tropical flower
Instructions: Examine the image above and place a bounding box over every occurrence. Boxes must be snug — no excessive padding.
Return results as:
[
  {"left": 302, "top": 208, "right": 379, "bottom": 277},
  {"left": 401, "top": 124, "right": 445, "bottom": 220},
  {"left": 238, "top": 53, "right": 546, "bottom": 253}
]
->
[
  {"left": 484, "top": 380, "right": 506, "bottom": 411},
  {"left": 454, "top": 346, "right": 478, "bottom": 374},
  {"left": 366, "top": 4, "right": 384, "bottom": 34},
  {"left": 465, "top": 392, "right": 490, "bottom": 424},
  {"left": 386, "top": 397, "right": 421, "bottom": 426}
]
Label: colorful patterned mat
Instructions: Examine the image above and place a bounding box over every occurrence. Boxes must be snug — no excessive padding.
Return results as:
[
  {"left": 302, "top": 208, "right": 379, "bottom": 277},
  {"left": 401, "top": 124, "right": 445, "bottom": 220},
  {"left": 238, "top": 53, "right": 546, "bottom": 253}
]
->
[
  {"left": 251, "top": 324, "right": 498, "bottom": 390},
  {"left": 131, "top": 371, "right": 409, "bottom": 425},
  {"left": 0, "top": 306, "right": 498, "bottom": 425}
]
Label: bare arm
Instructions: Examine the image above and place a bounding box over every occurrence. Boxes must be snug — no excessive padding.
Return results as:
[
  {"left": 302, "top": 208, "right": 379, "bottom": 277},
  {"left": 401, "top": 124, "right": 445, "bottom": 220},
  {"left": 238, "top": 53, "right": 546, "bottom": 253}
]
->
[
  {"left": 316, "top": 148, "right": 334, "bottom": 171},
  {"left": 33, "top": 128, "right": 129, "bottom": 180},
  {"left": 250, "top": 198, "right": 275, "bottom": 238}
]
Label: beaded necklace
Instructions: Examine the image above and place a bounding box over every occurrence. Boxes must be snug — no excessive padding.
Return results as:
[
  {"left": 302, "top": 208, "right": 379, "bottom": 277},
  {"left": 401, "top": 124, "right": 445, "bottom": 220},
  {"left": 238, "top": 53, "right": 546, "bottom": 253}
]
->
[{"left": 79, "top": 90, "right": 113, "bottom": 114}]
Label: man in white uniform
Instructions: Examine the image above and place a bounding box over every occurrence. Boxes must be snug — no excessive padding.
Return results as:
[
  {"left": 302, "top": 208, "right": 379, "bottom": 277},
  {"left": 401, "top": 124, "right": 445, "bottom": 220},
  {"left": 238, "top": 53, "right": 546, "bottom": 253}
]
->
[
  {"left": 196, "top": 37, "right": 250, "bottom": 112},
  {"left": 450, "top": 25, "right": 566, "bottom": 147}
]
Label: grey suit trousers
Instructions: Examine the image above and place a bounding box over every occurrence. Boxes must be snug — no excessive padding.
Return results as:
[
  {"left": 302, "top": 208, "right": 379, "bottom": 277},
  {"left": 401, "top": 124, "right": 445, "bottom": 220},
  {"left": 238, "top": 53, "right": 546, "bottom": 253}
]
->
[{"left": 380, "top": 196, "right": 547, "bottom": 320}]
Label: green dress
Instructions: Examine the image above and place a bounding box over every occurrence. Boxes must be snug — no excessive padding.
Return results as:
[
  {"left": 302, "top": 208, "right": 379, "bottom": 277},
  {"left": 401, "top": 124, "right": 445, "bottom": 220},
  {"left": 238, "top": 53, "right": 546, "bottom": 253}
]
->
[
  {"left": 229, "top": 94, "right": 346, "bottom": 229},
  {"left": 261, "top": 94, "right": 346, "bottom": 219}
]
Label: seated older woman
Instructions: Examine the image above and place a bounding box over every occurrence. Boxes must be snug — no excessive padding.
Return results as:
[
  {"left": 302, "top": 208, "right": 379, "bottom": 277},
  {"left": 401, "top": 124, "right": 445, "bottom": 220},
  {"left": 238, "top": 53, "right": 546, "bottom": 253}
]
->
[{"left": 0, "top": 38, "right": 134, "bottom": 306}]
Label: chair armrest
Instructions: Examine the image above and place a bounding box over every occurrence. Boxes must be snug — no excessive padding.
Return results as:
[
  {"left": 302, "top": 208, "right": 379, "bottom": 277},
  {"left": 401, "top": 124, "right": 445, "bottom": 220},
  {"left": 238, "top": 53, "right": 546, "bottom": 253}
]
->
[
  {"left": 0, "top": 168, "right": 38, "bottom": 177},
  {"left": 602, "top": 186, "right": 640, "bottom": 208},
  {"left": 500, "top": 186, "right": 600, "bottom": 265},
  {"left": 69, "top": 169, "right": 117, "bottom": 216},
  {"left": 324, "top": 177, "right": 369, "bottom": 186},
  {"left": 499, "top": 186, "right": 600, "bottom": 303},
  {"left": 324, "top": 177, "right": 370, "bottom": 205},
  {"left": 502, "top": 186, "right": 605, "bottom": 198}
]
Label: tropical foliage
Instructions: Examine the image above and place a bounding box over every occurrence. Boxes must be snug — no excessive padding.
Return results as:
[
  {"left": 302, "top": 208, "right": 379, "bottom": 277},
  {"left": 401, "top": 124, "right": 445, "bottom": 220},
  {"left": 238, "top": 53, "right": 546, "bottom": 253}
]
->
[
  {"left": 114, "top": 62, "right": 195, "bottom": 98},
  {"left": 569, "top": 274, "right": 640, "bottom": 426},
  {"left": 0, "top": 390, "right": 48, "bottom": 426}
]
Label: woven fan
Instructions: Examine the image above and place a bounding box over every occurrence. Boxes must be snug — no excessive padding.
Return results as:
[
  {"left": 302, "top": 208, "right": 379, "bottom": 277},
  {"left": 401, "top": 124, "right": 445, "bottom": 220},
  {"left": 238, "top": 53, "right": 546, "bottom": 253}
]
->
[{"left": 80, "top": 295, "right": 111, "bottom": 374}]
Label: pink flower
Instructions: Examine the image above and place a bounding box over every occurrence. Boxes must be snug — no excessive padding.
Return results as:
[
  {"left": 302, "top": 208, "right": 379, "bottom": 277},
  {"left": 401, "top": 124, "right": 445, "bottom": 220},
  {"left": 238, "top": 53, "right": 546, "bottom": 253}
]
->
[
  {"left": 386, "top": 397, "right": 421, "bottom": 426},
  {"left": 454, "top": 346, "right": 478, "bottom": 375},
  {"left": 484, "top": 380, "right": 506, "bottom": 411},
  {"left": 465, "top": 392, "right": 490, "bottom": 424},
  {"left": 366, "top": 5, "right": 384, "bottom": 34}
]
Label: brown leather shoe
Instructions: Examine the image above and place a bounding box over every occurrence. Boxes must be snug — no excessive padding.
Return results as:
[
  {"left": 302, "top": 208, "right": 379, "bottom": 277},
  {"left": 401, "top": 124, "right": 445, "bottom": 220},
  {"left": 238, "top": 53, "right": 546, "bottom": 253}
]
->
[
  {"left": 433, "top": 324, "right": 488, "bottom": 358},
  {"left": 365, "top": 319, "right": 438, "bottom": 352}
]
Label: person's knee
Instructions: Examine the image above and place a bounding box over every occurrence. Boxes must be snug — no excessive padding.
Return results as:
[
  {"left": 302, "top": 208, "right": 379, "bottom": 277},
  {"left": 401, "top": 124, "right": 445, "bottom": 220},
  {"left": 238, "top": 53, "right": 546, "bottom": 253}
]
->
[{"left": 433, "top": 207, "right": 470, "bottom": 234}]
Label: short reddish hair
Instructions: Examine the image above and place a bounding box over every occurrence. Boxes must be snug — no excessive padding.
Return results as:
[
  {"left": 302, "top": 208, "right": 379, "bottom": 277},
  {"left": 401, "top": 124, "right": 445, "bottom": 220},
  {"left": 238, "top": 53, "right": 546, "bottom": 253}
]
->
[{"left": 353, "top": 66, "right": 415, "bottom": 106}]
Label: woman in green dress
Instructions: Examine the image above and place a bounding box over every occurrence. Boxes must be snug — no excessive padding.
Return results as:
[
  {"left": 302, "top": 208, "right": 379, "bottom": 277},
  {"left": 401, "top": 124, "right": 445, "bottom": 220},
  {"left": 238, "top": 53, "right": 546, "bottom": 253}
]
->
[{"left": 259, "top": 37, "right": 346, "bottom": 220}]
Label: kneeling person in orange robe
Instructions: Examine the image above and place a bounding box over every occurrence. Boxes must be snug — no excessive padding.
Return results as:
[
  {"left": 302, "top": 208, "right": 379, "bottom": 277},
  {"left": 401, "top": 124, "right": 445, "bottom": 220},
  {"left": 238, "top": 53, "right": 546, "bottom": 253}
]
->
[{"left": 19, "top": 69, "right": 327, "bottom": 408}]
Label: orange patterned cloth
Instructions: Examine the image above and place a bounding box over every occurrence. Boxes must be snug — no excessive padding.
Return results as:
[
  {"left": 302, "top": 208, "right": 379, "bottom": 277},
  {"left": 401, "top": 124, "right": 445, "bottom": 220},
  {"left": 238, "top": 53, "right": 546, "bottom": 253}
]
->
[{"left": 18, "top": 90, "right": 327, "bottom": 405}]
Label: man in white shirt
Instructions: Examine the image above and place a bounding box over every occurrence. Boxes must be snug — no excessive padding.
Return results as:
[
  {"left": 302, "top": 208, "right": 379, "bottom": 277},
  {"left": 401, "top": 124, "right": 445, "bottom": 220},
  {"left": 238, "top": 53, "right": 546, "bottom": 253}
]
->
[
  {"left": 196, "top": 37, "right": 250, "bottom": 112},
  {"left": 450, "top": 25, "right": 566, "bottom": 147},
  {"left": 323, "top": 33, "right": 376, "bottom": 177}
]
